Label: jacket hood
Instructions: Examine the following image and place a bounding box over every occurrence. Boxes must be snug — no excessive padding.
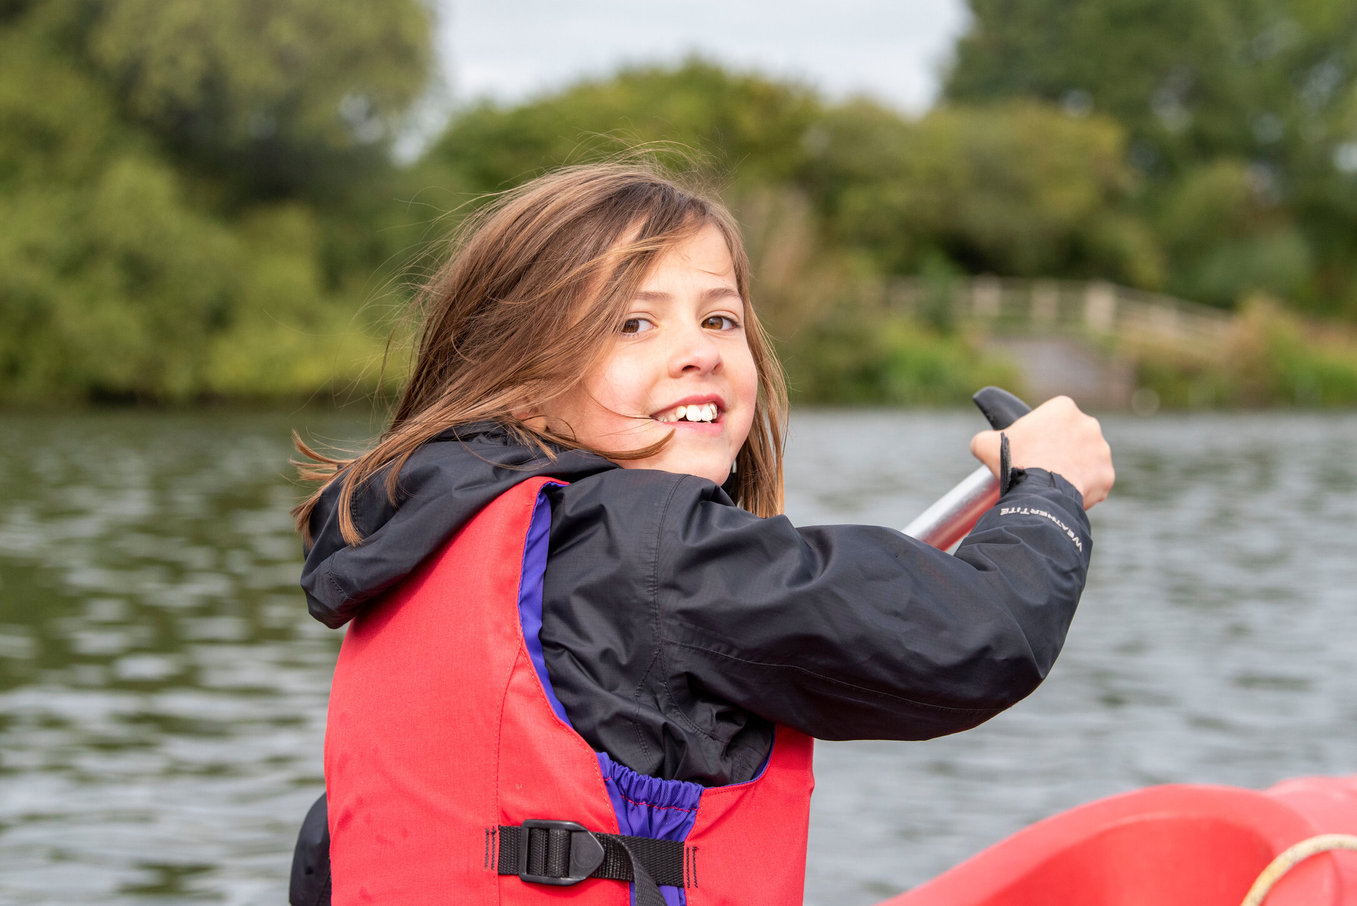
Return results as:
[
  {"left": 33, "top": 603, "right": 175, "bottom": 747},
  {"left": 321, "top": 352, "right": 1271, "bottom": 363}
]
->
[{"left": 300, "top": 422, "right": 615, "bottom": 628}]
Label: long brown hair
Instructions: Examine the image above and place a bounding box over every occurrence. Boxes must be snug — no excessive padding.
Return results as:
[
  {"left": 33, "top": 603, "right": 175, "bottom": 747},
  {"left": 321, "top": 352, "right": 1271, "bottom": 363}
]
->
[{"left": 294, "top": 159, "right": 789, "bottom": 544}]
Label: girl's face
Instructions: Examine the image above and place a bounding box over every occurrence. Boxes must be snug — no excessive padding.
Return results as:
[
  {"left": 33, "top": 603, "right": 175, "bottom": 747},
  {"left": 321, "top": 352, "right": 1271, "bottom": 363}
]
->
[{"left": 542, "top": 223, "right": 759, "bottom": 485}]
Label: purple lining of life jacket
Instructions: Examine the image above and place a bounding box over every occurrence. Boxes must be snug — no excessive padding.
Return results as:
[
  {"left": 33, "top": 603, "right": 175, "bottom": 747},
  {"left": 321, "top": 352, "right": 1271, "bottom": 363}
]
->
[{"left": 517, "top": 485, "right": 702, "bottom": 906}]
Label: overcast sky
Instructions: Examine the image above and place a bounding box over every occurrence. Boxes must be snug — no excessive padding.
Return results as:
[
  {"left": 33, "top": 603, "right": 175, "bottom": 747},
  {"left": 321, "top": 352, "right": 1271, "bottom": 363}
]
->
[{"left": 434, "top": 1, "right": 971, "bottom": 114}]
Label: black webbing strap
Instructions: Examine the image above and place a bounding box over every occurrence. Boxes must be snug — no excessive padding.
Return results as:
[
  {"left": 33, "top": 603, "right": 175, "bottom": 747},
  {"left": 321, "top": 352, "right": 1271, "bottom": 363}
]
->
[
  {"left": 998, "top": 432, "right": 1014, "bottom": 494},
  {"left": 495, "top": 820, "right": 685, "bottom": 906}
]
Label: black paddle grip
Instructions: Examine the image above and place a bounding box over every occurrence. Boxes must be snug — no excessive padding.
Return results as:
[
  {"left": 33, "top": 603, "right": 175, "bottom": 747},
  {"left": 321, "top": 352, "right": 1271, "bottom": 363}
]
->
[{"left": 972, "top": 386, "right": 1031, "bottom": 431}]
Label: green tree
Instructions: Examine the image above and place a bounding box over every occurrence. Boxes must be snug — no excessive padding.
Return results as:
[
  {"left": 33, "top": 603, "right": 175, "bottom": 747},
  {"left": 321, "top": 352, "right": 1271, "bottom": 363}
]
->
[
  {"left": 944, "top": 0, "right": 1357, "bottom": 316},
  {"left": 85, "top": 0, "right": 433, "bottom": 197},
  {"left": 800, "top": 100, "right": 1157, "bottom": 285},
  {"left": 1152, "top": 159, "right": 1313, "bottom": 306},
  {"left": 421, "top": 58, "right": 822, "bottom": 194},
  {"left": 0, "top": 1, "right": 433, "bottom": 403},
  {"left": 943, "top": 0, "right": 1357, "bottom": 179}
]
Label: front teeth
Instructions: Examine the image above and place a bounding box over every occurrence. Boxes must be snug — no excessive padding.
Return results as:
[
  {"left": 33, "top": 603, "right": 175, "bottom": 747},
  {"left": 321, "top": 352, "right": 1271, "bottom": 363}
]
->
[{"left": 658, "top": 403, "right": 718, "bottom": 423}]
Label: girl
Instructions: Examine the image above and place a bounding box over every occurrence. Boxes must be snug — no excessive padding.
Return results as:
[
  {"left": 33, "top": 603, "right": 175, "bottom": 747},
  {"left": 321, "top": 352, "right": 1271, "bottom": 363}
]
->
[{"left": 292, "top": 160, "right": 1114, "bottom": 906}]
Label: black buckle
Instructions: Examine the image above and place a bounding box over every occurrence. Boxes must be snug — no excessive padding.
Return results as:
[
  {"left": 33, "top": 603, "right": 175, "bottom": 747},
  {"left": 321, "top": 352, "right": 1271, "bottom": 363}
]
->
[{"left": 516, "top": 819, "right": 606, "bottom": 886}]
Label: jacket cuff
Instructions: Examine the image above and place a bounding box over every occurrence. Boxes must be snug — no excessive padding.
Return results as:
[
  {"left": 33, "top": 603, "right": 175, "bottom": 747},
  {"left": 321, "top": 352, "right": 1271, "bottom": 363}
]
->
[{"left": 1004, "top": 467, "right": 1086, "bottom": 512}]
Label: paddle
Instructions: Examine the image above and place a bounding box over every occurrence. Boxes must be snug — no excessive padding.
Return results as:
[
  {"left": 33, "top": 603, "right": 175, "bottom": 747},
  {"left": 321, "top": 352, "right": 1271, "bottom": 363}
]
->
[{"left": 901, "top": 387, "right": 1032, "bottom": 550}]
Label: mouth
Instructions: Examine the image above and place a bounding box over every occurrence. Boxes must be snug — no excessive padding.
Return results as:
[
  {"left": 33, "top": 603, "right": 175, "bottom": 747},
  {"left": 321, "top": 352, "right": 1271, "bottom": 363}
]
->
[{"left": 653, "top": 401, "right": 722, "bottom": 424}]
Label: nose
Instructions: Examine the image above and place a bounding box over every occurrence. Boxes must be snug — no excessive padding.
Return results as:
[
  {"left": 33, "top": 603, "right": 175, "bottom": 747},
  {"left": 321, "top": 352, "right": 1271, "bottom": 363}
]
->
[{"left": 668, "top": 323, "right": 722, "bottom": 377}]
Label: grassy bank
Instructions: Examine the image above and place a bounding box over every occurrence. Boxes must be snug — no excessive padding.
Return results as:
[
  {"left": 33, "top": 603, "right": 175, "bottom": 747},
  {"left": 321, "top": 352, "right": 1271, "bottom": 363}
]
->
[{"left": 1124, "top": 299, "right": 1357, "bottom": 409}]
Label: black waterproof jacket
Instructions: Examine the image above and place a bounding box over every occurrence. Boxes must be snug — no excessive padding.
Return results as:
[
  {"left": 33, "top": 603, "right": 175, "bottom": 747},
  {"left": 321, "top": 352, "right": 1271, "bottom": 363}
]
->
[{"left": 302, "top": 422, "right": 1092, "bottom": 787}]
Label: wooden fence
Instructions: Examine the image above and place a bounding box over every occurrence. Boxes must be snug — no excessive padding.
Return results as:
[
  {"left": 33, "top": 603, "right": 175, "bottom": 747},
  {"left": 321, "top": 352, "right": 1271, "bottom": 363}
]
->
[{"left": 884, "top": 277, "right": 1237, "bottom": 353}]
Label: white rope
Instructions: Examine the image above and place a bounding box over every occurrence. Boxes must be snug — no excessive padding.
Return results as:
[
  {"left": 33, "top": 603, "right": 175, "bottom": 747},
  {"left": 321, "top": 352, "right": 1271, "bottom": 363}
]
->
[{"left": 1239, "top": 834, "right": 1357, "bottom": 906}]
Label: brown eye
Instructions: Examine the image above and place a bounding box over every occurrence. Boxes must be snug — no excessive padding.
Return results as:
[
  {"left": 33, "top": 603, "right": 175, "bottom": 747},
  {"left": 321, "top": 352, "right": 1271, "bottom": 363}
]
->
[
  {"left": 620, "top": 317, "right": 654, "bottom": 334},
  {"left": 702, "top": 315, "right": 738, "bottom": 330}
]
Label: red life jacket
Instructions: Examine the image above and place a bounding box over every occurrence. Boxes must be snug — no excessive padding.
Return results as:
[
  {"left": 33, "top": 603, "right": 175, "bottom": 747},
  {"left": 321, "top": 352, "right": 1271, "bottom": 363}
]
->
[{"left": 325, "top": 476, "right": 815, "bottom": 905}]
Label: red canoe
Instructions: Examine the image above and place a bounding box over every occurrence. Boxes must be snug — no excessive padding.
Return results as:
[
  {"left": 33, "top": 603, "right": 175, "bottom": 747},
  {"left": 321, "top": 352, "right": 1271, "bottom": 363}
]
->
[{"left": 877, "top": 775, "right": 1357, "bottom": 906}]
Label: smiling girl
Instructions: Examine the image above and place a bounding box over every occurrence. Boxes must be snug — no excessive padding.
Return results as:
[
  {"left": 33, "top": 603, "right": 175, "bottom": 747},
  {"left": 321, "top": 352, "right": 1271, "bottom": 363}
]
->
[{"left": 291, "top": 160, "right": 1113, "bottom": 906}]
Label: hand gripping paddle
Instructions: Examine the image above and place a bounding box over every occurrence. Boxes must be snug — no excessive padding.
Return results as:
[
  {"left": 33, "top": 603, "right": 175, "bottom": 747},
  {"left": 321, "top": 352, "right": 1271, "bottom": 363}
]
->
[{"left": 901, "top": 386, "right": 1032, "bottom": 551}]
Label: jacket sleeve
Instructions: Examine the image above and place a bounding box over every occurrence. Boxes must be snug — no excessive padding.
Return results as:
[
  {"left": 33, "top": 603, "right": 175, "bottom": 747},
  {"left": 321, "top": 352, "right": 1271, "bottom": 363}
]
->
[
  {"left": 543, "top": 466, "right": 1091, "bottom": 748},
  {"left": 652, "top": 467, "right": 1092, "bottom": 741}
]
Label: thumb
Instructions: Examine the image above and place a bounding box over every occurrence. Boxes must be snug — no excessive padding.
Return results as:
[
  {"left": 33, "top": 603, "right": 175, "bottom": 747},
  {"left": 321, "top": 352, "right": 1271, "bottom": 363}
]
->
[{"left": 970, "top": 429, "right": 1003, "bottom": 477}]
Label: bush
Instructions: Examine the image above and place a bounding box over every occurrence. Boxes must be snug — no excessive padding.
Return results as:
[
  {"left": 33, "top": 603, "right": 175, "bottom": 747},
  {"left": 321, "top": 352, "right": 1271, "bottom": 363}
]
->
[
  {"left": 1131, "top": 297, "right": 1357, "bottom": 407},
  {"left": 780, "top": 315, "right": 1022, "bottom": 405}
]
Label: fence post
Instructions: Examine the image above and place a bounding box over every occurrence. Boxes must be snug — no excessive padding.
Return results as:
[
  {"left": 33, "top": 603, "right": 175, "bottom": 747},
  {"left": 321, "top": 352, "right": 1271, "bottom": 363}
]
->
[
  {"left": 1084, "top": 281, "right": 1118, "bottom": 335},
  {"left": 972, "top": 276, "right": 1002, "bottom": 321},
  {"left": 1032, "top": 281, "right": 1060, "bottom": 324}
]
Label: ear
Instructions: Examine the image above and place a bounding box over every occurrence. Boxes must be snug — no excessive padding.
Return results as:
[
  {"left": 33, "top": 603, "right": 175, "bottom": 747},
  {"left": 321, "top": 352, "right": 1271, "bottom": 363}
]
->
[
  {"left": 513, "top": 408, "right": 557, "bottom": 436},
  {"left": 508, "top": 391, "right": 541, "bottom": 423}
]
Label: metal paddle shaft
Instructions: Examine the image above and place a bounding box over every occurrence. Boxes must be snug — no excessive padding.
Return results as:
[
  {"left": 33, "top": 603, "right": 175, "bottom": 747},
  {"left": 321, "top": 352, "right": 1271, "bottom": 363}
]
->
[{"left": 902, "top": 387, "right": 1032, "bottom": 550}]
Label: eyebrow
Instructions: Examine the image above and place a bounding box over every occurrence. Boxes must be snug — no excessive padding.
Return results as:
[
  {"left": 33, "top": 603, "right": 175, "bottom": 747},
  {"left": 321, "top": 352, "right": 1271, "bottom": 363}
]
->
[{"left": 634, "top": 287, "right": 742, "bottom": 304}]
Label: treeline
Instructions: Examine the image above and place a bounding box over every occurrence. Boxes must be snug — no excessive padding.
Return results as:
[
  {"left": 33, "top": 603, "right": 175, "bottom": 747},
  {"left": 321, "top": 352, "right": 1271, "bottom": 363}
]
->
[
  {"left": 0, "top": 0, "right": 432, "bottom": 403},
  {"left": 949, "top": 0, "right": 1357, "bottom": 320},
  {"left": 4, "top": 0, "right": 1357, "bottom": 405}
]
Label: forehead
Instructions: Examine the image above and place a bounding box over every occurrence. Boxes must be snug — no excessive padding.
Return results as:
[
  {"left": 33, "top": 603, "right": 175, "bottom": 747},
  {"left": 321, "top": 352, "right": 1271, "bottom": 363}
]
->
[{"left": 643, "top": 223, "right": 737, "bottom": 280}]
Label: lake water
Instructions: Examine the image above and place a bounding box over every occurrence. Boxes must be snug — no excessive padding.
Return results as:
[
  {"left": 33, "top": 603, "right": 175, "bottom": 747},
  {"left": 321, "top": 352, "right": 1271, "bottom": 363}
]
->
[{"left": 2, "top": 407, "right": 1354, "bottom": 904}]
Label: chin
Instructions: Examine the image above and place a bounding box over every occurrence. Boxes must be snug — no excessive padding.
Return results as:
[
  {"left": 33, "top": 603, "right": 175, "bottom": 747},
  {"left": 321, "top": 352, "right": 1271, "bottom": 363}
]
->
[
  {"left": 631, "top": 454, "right": 732, "bottom": 487},
  {"left": 690, "top": 460, "right": 736, "bottom": 486}
]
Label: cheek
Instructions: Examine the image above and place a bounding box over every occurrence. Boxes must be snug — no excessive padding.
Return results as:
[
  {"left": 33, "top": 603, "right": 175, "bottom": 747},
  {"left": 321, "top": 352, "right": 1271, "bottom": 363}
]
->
[
  {"left": 588, "top": 351, "right": 652, "bottom": 412},
  {"left": 731, "top": 357, "right": 761, "bottom": 444},
  {"left": 734, "top": 344, "right": 759, "bottom": 400}
]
